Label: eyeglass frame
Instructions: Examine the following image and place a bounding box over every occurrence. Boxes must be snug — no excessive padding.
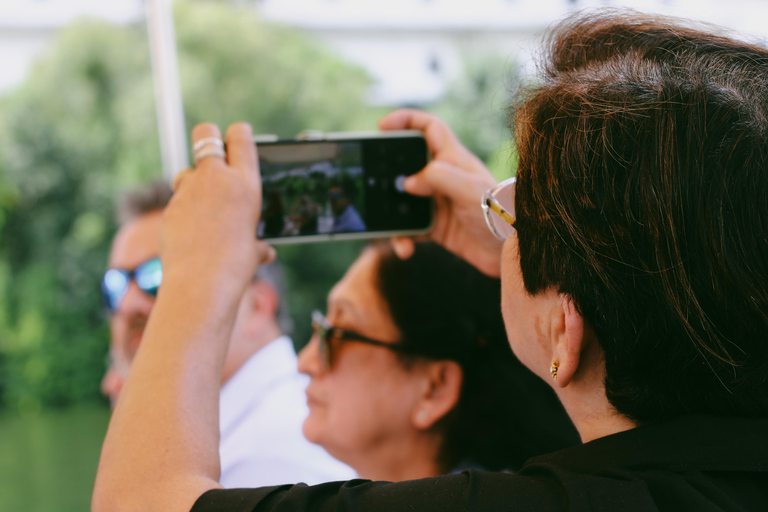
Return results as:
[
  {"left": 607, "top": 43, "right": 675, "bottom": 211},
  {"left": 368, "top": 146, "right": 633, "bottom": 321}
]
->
[
  {"left": 311, "top": 310, "right": 415, "bottom": 370},
  {"left": 101, "top": 256, "right": 163, "bottom": 314},
  {"left": 481, "top": 176, "right": 517, "bottom": 241}
]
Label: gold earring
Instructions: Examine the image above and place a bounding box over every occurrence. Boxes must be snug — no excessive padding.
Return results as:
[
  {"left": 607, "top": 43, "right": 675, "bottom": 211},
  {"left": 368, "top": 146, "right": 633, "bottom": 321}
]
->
[{"left": 550, "top": 360, "right": 559, "bottom": 381}]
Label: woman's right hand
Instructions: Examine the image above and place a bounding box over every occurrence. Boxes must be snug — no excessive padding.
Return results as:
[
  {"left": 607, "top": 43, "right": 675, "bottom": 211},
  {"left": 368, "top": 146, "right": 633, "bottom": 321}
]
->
[
  {"left": 163, "top": 122, "right": 273, "bottom": 295},
  {"left": 379, "top": 109, "right": 504, "bottom": 277}
]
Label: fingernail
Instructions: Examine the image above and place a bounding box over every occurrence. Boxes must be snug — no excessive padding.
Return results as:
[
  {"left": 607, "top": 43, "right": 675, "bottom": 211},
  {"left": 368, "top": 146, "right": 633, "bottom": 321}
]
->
[{"left": 404, "top": 176, "right": 416, "bottom": 191}]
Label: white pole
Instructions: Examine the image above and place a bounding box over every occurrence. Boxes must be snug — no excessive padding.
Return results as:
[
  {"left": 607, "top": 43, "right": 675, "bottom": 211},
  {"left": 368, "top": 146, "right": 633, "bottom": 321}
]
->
[{"left": 146, "top": 0, "right": 188, "bottom": 180}]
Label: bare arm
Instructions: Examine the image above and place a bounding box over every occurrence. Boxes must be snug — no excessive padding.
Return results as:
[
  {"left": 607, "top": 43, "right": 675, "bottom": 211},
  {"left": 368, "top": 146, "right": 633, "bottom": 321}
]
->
[{"left": 92, "top": 122, "right": 270, "bottom": 512}]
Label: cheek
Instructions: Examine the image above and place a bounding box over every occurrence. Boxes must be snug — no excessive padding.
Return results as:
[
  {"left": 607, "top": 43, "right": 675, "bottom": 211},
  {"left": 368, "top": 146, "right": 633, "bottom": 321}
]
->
[
  {"left": 501, "top": 238, "right": 526, "bottom": 357},
  {"left": 304, "top": 352, "right": 418, "bottom": 453},
  {"left": 500, "top": 237, "right": 553, "bottom": 382},
  {"left": 500, "top": 238, "right": 547, "bottom": 379},
  {"left": 109, "top": 317, "right": 127, "bottom": 346}
]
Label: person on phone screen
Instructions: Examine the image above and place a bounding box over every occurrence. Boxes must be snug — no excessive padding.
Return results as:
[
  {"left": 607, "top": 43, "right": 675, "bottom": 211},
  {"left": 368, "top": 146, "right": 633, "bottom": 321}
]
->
[
  {"left": 99, "top": 181, "right": 355, "bottom": 488},
  {"left": 329, "top": 183, "right": 365, "bottom": 233}
]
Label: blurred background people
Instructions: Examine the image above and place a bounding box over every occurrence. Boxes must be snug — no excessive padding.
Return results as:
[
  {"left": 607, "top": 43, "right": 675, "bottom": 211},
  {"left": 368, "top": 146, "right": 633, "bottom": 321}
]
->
[
  {"left": 298, "top": 241, "right": 579, "bottom": 481},
  {"left": 100, "top": 181, "right": 355, "bottom": 487},
  {"left": 260, "top": 189, "right": 287, "bottom": 238},
  {"left": 288, "top": 193, "right": 322, "bottom": 236},
  {"left": 329, "top": 183, "right": 365, "bottom": 233}
]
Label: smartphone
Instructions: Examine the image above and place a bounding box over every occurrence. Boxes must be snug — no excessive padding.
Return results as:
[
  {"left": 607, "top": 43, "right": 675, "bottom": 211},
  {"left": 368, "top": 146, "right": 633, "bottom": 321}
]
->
[{"left": 255, "top": 130, "right": 433, "bottom": 244}]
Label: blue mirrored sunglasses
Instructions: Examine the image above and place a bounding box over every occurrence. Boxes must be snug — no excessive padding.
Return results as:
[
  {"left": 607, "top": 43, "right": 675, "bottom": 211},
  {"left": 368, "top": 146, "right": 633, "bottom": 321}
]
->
[{"left": 101, "top": 257, "right": 163, "bottom": 313}]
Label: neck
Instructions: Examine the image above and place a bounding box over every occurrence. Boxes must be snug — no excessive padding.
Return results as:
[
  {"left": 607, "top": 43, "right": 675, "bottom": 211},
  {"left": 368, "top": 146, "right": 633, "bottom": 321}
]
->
[
  {"left": 556, "top": 361, "right": 636, "bottom": 443},
  {"left": 221, "top": 321, "right": 282, "bottom": 383},
  {"left": 563, "top": 394, "right": 637, "bottom": 443},
  {"left": 347, "top": 432, "right": 444, "bottom": 482}
]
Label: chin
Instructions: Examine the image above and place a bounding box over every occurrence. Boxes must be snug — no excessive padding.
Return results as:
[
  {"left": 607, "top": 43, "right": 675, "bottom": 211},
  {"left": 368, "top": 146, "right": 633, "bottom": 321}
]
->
[{"left": 302, "top": 413, "right": 324, "bottom": 446}]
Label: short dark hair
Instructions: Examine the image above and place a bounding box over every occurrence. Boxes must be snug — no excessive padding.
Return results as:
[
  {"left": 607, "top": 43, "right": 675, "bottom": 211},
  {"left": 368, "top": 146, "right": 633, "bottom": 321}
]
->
[
  {"left": 116, "top": 180, "right": 292, "bottom": 333},
  {"left": 513, "top": 12, "right": 768, "bottom": 422},
  {"left": 116, "top": 180, "right": 173, "bottom": 226},
  {"left": 372, "top": 241, "right": 579, "bottom": 472}
]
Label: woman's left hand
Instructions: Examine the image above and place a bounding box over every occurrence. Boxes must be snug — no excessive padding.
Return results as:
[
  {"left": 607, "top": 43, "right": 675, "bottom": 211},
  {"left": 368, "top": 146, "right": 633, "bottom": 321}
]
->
[{"left": 379, "top": 109, "right": 503, "bottom": 277}]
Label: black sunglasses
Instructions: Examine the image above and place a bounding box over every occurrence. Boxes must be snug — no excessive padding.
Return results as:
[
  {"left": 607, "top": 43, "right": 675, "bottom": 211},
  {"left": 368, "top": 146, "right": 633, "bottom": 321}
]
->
[
  {"left": 311, "top": 310, "right": 412, "bottom": 370},
  {"left": 101, "top": 257, "right": 163, "bottom": 313}
]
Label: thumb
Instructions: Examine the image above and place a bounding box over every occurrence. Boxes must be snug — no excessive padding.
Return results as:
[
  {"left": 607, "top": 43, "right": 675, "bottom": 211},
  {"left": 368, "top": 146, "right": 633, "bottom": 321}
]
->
[
  {"left": 390, "top": 237, "right": 415, "bottom": 259},
  {"left": 255, "top": 242, "right": 277, "bottom": 266}
]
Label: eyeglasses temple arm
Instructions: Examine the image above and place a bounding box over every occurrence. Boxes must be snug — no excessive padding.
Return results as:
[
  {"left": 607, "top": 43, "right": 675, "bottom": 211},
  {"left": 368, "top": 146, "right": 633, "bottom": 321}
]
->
[{"left": 486, "top": 198, "right": 516, "bottom": 226}]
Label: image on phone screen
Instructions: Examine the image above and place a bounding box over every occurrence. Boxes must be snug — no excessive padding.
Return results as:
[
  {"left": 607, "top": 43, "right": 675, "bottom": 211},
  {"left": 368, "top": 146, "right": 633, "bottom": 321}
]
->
[{"left": 257, "top": 135, "right": 431, "bottom": 242}]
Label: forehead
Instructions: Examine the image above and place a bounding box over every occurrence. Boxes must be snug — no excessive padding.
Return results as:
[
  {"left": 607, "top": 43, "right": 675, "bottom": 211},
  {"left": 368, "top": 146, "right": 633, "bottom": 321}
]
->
[
  {"left": 328, "top": 249, "right": 380, "bottom": 311},
  {"left": 108, "top": 210, "right": 163, "bottom": 269},
  {"left": 327, "top": 248, "right": 398, "bottom": 339}
]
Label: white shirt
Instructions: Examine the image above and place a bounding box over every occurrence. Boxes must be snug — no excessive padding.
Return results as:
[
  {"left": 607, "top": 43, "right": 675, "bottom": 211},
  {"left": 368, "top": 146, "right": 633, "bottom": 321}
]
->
[{"left": 218, "top": 336, "right": 357, "bottom": 487}]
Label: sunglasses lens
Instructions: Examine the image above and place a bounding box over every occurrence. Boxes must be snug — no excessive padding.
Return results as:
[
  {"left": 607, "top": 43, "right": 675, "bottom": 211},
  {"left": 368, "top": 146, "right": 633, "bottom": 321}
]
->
[
  {"left": 101, "top": 257, "right": 163, "bottom": 314},
  {"left": 102, "top": 269, "right": 129, "bottom": 313},
  {"left": 135, "top": 258, "right": 163, "bottom": 297}
]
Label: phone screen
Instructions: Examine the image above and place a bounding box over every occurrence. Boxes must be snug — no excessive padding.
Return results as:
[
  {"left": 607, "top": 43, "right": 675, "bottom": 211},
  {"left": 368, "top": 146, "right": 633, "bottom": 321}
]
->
[{"left": 257, "top": 135, "right": 431, "bottom": 242}]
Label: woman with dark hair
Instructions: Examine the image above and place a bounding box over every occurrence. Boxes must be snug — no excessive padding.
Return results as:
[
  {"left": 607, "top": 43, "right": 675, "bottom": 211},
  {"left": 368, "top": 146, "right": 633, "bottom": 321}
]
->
[
  {"left": 94, "top": 11, "right": 768, "bottom": 512},
  {"left": 298, "top": 241, "right": 578, "bottom": 480}
]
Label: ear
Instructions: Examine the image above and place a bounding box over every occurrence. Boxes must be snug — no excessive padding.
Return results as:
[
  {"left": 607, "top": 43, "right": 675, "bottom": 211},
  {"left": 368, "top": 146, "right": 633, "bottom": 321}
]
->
[
  {"left": 411, "top": 360, "right": 463, "bottom": 430},
  {"left": 551, "top": 297, "right": 586, "bottom": 388},
  {"left": 234, "top": 281, "right": 278, "bottom": 339},
  {"left": 249, "top": 281, "right": 279, "bottom": 318}
]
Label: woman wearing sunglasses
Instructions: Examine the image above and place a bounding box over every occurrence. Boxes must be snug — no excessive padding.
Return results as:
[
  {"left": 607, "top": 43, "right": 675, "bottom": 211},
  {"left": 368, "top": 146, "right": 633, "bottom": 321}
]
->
[
  {"left": 94, "top": 12, "right": 768, "bottom": 512},
  {"left": 297, "top": 241, "right": 578, "bottom": 481}
]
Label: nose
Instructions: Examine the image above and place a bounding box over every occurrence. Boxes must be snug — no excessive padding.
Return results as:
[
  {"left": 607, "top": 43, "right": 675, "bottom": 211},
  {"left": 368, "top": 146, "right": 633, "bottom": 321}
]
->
[
  {"left": 118, "top": 279, "right": 155, "bottom": 317},
  {"left": 298, "top": 334, "right": 324, "bottom": 377}
]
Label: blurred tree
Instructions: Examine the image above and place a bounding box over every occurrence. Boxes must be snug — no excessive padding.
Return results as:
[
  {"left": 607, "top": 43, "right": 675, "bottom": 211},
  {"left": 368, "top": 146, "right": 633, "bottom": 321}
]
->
[
  {"left": 0, "top": 0, "right": 377, "bottom": 412},
  {"left": 428, "top": 52, "right": 519, "bottom": 181}
]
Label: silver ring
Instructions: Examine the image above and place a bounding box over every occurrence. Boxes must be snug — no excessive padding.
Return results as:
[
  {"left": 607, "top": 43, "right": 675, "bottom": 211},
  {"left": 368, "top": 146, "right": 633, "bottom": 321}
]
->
[
  {"left": 193, "top": 145, "right": 226, "bottom": 164},
  {"left": 192, "top": 137, "right": 224, "bottom": 153}
]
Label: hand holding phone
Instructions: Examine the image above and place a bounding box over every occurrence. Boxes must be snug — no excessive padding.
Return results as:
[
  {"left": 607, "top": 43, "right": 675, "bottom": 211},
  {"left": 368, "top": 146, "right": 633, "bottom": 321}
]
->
[{"left": 379, "top": 110, "right": 504, "bottom": 277}]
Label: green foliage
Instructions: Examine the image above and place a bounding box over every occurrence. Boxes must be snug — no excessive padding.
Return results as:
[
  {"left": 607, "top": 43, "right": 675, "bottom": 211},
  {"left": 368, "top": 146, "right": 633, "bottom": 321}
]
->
[
  {"left": 428, "top": 52, "right": 519, "bottom": 181},
  {"left": 176, "top": 3, "right": 377, "bottom": 136},
  {"left": 0, "top": 0, "right": 522, "bottom": 412},
  {"left": 277, "top": 240, "right": 367, "bottom": 349},
  {"left": 0, "top": 405, "right": 110, "bottom": 512},
  {"left": 0, "top": 0, "right": 377, "bottom": 412}
]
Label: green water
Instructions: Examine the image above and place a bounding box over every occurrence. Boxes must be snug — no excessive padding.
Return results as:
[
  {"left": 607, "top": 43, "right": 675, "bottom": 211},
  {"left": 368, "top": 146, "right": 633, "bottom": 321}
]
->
[{"left": 0, "top": 404, "right": 111, "bottom": 512}]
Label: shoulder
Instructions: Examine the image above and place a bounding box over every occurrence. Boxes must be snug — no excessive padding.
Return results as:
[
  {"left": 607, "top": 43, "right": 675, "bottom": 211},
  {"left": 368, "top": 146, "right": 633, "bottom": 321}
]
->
[{"left": 192, "top": 472, "right": 565, "bottom": 512}]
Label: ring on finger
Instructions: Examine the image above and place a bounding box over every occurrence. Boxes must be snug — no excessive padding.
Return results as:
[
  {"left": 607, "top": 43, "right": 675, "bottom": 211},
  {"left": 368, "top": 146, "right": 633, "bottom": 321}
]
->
[
  {"left": 193, "top": 145, "right": 227, "bottom": 164},
  {"left": 192, "top": 137, "right": 224, "bottom": 153},
  {"left": 172, "top": 167, "right": 194, "bottom": 192}
]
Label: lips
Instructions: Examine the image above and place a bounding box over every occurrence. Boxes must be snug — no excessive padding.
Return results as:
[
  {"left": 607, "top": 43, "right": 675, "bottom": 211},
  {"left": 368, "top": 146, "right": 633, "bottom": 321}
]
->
[{"left": 304, "top": 386, "right": 324, "bottom": 408}]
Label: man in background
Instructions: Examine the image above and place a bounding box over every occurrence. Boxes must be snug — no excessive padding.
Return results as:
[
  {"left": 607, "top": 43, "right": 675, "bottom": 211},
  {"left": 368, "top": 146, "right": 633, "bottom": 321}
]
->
[
  {"left": 329, "top": 184, "right": 366, "bottom": 233},
  {"left": 100, "top": 181, "right": 355, "bottom": 488}
]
